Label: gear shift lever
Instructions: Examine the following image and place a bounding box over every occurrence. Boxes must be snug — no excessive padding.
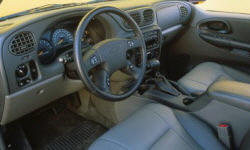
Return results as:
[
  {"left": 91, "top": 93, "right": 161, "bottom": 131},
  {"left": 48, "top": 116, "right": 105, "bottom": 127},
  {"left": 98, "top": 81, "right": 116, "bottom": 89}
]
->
[
  {"left": 143, "top": 60, "right": 180, "bottom": 96},
  {"left": 154, "top": 72, "right": 180, "bottom": 96}
]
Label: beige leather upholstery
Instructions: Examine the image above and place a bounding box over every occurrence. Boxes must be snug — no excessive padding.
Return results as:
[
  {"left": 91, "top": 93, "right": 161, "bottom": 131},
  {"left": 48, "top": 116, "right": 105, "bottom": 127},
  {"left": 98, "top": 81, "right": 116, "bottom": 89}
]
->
[
  {"left": 89, "top": 103, "right": 225, "bottom": 150},
  {"left": 178, "top": 62, "right": 250, "bottom": 96}
]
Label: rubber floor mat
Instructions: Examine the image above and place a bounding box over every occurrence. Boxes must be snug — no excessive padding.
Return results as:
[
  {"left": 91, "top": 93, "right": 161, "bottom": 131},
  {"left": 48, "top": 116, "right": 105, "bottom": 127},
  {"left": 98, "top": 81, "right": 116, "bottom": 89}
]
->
[
  {"left": 21, "top": 108, "right": 106, "bottom": 150},
  {"left": 45, "top": 121, "right": 106, "bottom": 150}
]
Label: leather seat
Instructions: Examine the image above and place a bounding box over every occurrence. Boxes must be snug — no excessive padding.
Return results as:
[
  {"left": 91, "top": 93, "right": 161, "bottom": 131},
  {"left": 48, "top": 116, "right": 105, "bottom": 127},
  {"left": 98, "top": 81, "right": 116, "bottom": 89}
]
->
[
  {"left": 178, "top": 62, "right": 250, "bottom": 96},
  {"left": 89, "top": 103, "right": 225, "bottom": 150}
]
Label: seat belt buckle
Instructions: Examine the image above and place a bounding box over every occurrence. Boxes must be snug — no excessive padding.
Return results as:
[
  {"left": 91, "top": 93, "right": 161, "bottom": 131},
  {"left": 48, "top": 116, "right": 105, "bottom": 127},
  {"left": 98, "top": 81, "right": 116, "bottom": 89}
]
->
[{"left": 217, "top": 123, "right": 233, "bottom": 149}]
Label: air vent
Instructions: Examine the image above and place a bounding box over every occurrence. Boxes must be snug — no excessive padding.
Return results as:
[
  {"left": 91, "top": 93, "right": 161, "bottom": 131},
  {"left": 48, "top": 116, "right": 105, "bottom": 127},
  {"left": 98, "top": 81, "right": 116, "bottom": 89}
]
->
[
  {"left": 178, "top": 4, "right": 191, "bottom": 23},
  {"left": 130, "top": 12, "right": 141, "bottom": 25},
  {"left": 179, "top": 5, "right": 189, "bottom": 18},
  {"left": 124, "top": 11, "right": 142, "bottom": 28},
  {"left": 124, "top": 9, "right": 154, "bottom": 29},
  {"left": 142, "top": 9, "right": 154, "bottom": 26},
  {"left": 9, "top": 32, "right": 35, "bottom": 55}
]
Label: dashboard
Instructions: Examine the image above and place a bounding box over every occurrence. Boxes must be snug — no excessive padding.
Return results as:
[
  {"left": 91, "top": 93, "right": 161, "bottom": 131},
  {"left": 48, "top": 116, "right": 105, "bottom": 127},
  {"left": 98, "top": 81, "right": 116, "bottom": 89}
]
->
[{"left": 0, "top": 0, "right": 192, "bottom": 125}]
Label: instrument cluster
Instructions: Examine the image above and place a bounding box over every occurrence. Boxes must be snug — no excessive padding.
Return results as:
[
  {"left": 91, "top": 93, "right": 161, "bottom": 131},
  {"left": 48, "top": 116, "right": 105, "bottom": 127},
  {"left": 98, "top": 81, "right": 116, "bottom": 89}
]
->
[{"left": 37, "top": 18, "right": 105, "bottom": 65}]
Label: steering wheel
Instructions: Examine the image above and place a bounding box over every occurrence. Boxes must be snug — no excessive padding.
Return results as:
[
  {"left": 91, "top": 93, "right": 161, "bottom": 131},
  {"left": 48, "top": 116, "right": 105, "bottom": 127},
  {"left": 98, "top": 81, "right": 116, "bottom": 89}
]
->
[{"left": 74, "top": 6, "right": 147, "bottom": 101}]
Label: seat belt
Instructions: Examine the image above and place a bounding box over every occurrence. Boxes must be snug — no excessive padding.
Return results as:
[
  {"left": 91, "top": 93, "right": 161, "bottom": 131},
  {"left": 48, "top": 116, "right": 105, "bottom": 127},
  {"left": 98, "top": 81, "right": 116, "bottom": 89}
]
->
[{"left": 217, "top": 124, "right": 234, "bottom": 149}]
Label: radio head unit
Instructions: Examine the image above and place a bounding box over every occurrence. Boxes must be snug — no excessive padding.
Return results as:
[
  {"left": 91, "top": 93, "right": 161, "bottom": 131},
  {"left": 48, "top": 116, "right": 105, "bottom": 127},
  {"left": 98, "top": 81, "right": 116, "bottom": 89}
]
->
[{"left": 143, "top": 29, "right": 161, "bottom": 59}]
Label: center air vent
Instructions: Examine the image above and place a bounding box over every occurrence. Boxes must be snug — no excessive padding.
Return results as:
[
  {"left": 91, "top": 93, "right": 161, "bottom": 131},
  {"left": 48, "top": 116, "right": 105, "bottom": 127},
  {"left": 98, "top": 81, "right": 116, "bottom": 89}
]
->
[
  {"left": 130, "top": 12, "right": 141, "bottom": 25},
  {"left": 124, "top": 9, "right": 154, "bottom": 29},
  {"left": 142, "top": 9, "right": 154, "bottom": 26},
  {"left": 9, "top": 31, "right": 35, "bottom": 55}
]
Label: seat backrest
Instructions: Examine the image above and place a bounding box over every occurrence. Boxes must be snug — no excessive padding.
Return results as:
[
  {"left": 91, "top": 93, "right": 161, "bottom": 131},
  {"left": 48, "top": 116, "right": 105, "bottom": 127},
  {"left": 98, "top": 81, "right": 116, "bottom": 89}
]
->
[{"left": 240, "top": 130, "right": 250, "bottom": 150}]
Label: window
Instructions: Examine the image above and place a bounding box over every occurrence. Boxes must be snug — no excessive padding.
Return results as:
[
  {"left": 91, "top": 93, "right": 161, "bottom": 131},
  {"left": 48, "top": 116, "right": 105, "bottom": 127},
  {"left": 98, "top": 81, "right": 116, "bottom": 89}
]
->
[{"left": 197, "top": 0, "right": 250, "bottom": 14}]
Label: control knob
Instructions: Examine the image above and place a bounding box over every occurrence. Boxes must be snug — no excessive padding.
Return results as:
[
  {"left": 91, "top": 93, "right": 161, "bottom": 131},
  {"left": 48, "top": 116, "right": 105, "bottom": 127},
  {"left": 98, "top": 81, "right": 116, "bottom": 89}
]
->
[{"left": 16, "top": 64, "right": 28, "bottom": 78}]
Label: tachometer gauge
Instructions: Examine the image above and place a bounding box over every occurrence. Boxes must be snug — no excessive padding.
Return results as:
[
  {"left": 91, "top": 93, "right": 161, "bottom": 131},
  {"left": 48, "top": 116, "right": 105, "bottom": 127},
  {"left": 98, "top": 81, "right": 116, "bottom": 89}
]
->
[
  {"left": 52, "top": 29, "right": 73, "bottom": 47},
  {"left": 38, "top": 39, "right": 56, "bottom": 64}
]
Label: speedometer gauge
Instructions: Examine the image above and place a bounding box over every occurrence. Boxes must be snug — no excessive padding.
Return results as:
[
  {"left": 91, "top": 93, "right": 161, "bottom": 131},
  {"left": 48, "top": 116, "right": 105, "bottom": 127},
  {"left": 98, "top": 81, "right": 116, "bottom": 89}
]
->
[
  {"left": 52, "top": 29, "right": 73, "bottom": 47},
  {"left": 38, "top": 39, "right": 56, "bottom": 64}
]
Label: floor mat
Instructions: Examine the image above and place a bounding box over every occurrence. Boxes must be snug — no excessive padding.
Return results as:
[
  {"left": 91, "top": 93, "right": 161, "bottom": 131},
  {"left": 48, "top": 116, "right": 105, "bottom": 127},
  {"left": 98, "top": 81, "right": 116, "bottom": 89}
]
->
[
  {"left": 21, "top": 107, "right": 107, "bottom": 150},
  {"left": 45, "top": 121, "right": 105, "bottom": 150}
]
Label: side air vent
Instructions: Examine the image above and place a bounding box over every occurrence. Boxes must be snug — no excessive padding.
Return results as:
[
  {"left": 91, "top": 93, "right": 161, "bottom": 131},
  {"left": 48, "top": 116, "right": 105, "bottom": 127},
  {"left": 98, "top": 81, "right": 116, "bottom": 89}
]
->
[
  {"left": 179, "top": 5, "right": 188, "bottom": 18},
  {"left": 142, "top": 9, "right": 154, "bottom": 26},
  {"left": 9, "top": 31, "right": 35, "bottom": 55},
  {"left": 178, "top": 4, "right": 191, "bottom": 23}
]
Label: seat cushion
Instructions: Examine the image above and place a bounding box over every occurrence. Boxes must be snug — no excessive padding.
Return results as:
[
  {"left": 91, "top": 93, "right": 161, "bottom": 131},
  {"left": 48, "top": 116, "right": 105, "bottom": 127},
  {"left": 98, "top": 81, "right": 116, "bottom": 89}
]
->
[
  {"left": 178, "top": 62, "right": 250, "bottom": 96},
  {"left": 89, "top": 103, "right": 225, "bottom": 150}
]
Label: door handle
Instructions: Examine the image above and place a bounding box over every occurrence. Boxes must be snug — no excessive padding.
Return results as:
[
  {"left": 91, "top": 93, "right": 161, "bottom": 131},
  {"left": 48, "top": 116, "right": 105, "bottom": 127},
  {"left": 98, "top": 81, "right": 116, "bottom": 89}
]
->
[{"left": 199, "top": 20, "right": 231, "bottom": 34}]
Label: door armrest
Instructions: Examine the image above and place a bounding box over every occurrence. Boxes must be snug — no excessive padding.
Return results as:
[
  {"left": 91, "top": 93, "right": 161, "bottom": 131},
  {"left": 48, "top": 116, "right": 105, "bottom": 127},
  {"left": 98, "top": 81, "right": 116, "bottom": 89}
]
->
[{"left": 208, "top": 80, "right": 250, "bottom": 111}]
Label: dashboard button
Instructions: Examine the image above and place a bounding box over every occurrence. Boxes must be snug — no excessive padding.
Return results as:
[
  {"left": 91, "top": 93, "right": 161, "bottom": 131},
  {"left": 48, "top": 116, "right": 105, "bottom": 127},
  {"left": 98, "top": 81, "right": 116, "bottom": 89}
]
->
[
  {"left": 25, "top": 78, "right": 31, "bottom": 84},
  {"left": 16, "top": 64, "right": 28, "bottom": 78},
  {"left": 18, "top": 81, "right": 25, "bottom": 87},
  {"left": 29, "top": 60, "right": 38, "bottom": 80}
]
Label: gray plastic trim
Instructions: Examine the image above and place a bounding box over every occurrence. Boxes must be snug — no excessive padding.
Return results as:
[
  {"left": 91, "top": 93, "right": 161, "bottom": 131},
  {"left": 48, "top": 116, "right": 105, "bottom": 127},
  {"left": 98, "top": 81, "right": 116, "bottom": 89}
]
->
[
  {"left": 1, "top": 74, "right": 83, "bottom": 125},
  {"left": 162, "top": 24, "right": 184, "bottom": 43},
  {"left": 162, "top": 24, "right": 183, "bottom": 36}
]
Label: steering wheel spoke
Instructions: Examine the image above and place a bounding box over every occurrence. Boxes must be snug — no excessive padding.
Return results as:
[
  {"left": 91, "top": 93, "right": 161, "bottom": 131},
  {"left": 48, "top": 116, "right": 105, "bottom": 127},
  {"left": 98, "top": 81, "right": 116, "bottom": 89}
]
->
[
  {"left": 83, "top": 50, "right": 102, "bottom": 72},
  {"left": 125, "top": 61, "right": 141, "bottom": 79},
  {"left": 126, "top": 37, "right": 142, "bottom": 50},
  {"left": 93, "top": 69, "right": 111, "bottom": 93}
]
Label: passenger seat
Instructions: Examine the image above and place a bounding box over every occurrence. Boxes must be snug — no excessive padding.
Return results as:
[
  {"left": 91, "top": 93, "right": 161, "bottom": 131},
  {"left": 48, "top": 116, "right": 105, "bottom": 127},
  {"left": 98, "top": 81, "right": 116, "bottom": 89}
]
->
[{"left": 177, "top": 62, "right": 250, "bottom": 96}]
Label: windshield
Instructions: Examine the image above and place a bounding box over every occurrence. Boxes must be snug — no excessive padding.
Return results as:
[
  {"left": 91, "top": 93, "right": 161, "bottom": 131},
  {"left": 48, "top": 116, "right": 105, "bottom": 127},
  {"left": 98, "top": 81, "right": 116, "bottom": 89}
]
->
[{"left": 0, "top": 0, "right": 96, "bottom": 18}]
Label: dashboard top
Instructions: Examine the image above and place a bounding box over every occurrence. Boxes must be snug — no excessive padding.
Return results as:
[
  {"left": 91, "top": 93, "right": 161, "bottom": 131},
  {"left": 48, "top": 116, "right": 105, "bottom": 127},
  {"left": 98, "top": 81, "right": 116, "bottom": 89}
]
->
[{"left": 0, "top": 0, "right": 187, "bottom": 34}]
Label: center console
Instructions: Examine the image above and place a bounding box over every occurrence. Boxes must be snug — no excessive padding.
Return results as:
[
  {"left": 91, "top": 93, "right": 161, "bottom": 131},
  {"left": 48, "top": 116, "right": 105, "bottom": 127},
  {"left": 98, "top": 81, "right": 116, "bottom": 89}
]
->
[
  {"left": 141, "top": 27, "right": 162, "bottom": 72},
  {"left": 138, "top": 27, "right": 196, "bottom": 109},
  {"left": 143, "top": 29, "right": 161, "bottom": 60}
]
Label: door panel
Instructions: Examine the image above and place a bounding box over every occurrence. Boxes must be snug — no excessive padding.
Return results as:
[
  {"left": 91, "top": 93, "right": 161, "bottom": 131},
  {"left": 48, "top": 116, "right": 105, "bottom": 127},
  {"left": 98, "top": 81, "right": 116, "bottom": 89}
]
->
[{"left": 162, "top": 7, "right": 250, "bottom": 80}]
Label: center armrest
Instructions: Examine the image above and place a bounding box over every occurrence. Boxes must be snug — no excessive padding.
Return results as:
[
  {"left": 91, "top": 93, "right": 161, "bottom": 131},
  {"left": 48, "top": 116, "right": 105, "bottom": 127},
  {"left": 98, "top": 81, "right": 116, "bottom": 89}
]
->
[{"left": 208, "top": 80, "right": 250, "bottom": 112}]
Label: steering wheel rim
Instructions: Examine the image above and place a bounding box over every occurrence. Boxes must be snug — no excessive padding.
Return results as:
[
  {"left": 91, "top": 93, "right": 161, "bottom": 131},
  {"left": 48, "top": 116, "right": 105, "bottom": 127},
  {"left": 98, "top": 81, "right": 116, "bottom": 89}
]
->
[{"left": 74, "top": 6, "right": 147, "bottom": 101}]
